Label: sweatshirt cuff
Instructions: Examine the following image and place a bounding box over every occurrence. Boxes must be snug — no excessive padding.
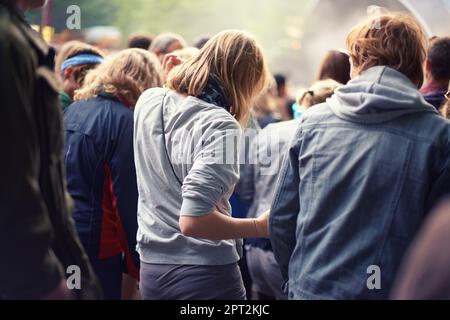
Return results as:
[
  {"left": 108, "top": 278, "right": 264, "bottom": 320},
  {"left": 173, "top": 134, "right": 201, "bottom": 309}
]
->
[{"left": 180, "top": 195, "right": 216, "bottom": 217}]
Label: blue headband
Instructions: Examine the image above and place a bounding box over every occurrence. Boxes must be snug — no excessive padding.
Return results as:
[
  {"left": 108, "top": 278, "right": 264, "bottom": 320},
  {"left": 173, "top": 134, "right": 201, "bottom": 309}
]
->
[{"left": 61, "top": 54, "right": 104, "bottom": 76}]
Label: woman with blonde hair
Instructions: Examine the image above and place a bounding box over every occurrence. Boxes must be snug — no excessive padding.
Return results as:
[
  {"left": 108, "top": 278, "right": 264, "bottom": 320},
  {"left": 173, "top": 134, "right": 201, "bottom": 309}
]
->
[
  {"left": 293, "top": 79, "right": 341, "bottom": 118},
  {"left": 64, "top": 49, "right": 163, "bottom": 300},
  {"left": 134, "top": 30, "right": 271, "bottom": 300}
]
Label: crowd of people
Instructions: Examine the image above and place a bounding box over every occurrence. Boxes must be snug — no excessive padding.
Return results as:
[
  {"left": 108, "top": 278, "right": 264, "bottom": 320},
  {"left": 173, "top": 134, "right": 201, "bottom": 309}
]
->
[{"left": 1, "top": 0, "right": 450, "bottom": 300}]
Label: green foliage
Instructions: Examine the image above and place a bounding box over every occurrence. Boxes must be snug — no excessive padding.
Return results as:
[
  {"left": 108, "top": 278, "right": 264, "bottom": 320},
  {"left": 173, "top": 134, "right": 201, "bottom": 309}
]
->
[
  {"left": 25, "top": 0, "right": 310, "bottom": 79},
  {"left": 26, "top": 0, "right": 119, "bottom": 32}
]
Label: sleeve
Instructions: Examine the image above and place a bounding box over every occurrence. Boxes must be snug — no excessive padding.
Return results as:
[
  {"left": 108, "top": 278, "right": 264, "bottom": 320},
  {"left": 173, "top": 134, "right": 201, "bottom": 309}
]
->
[
  {"left": 426, "top": 142, "right": 450, "bottom": 213},
  {"left": 180, "top": 117, "right": 242, "bottom": 216},
  {"left": 236, "top": 126, "right": 259, "bottom": 210},
  {"left": 269, "top": 127, "right": 303, "bottom": 282},
  {"left": 0, "top": 21, "right": 64, "bottom": 298},
  {"left": 110, "top": 112, "right": 139, "bottom": 278}
]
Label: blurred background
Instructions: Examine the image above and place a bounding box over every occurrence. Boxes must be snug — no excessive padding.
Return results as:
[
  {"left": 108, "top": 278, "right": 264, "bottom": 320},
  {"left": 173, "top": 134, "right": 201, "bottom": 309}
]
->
[{"left": 27, "top": 0, "right": 450, "bottom": 87}]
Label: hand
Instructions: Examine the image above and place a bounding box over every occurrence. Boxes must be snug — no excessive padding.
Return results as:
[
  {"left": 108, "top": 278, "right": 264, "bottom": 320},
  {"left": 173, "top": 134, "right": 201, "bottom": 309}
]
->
[
  {"left": 41, "top": 279, "right": 74, "bottom": 300},
  {"left": 162, "top": 54, "right": 184, "bottom": 79},
  {"left": 255, "top": 211, "right": 270, "bottom": 238}
]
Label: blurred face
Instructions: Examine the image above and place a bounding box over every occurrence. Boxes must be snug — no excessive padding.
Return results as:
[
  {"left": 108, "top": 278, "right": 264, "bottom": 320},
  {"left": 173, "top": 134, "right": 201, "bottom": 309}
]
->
[
  {"left": 62, "top": 68, "right": 81, "bottom": 98},
  {"left": 16, "top": 0, "right": 47, "bottom": 10},
  {"left": 166, "top": 41, "right": 184, "bottom": 55}
]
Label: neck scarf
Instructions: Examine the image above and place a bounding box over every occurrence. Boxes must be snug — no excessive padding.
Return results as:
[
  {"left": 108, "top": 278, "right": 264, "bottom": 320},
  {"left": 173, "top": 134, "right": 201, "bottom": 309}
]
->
[{"left": 197, "top": 74, "right": 231, "bottom": 112}]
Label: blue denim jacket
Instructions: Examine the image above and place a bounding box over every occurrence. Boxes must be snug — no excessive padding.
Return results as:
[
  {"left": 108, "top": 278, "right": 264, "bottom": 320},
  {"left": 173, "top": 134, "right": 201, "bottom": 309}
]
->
[{"left": 269, "top": 66, "right": 450, "bottom": 300}]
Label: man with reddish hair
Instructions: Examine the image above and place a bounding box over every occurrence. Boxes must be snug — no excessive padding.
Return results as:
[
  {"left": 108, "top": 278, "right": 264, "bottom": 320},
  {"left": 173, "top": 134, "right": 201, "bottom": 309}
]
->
[{"left": 270, "top": 13, "right": 450, "bottom": 300}]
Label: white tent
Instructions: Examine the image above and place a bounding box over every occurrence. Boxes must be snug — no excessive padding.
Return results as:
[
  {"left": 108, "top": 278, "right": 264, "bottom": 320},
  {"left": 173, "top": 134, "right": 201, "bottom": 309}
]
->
[{"left": 293, "top": 0, "right": 450, "bottom": 85}]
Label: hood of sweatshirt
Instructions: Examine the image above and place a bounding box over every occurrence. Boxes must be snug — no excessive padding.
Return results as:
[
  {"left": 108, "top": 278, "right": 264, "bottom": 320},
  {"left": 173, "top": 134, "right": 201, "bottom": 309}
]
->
[{"left": 327, "top": 66, "right": 438, "bottom": 124}]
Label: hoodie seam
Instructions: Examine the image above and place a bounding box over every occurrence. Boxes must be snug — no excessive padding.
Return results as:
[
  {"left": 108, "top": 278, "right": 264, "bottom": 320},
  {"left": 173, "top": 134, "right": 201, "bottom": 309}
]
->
[{"left": 300, "top": 123, "right": 437, "bottom": 144}]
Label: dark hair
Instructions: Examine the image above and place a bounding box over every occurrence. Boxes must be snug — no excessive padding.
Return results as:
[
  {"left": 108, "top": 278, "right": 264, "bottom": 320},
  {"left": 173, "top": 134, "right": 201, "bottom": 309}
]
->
[
  {"left": 427, "top": 37, "right": 450, "bottom": 81},
  {"left": 274, "top": 74, "right": 286, "bottom": 88},
  {"left": 317, "top": 50, "right": 351, "bottom": 84},
  {"left": 194, "top": 35, "right": 211, "bottom": 49},
  {"left": 127, "top": 33, "right": 154, "bottom": 50}
]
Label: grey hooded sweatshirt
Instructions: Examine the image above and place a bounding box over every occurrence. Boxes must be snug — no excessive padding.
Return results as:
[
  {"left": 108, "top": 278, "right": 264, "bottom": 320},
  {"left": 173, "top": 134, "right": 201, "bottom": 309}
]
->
[
  {"left": 270, "top": 66, "right": 450, "bottom": 300},
  {"left": 134, "top": 88, "right": 243, "bottom": 266}
]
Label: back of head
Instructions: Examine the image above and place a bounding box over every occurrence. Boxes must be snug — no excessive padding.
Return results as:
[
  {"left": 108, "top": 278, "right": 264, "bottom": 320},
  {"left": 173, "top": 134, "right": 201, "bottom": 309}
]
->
[
  {"left": 171, "top": 47, "right": 200, "bottom": 61},
  {"left": 194, "top": 35, "right": 212, "bottom": 49},
  {"left": 149, "top": 32, "right": 187, "bottom": 55},
  {"left": 167, "top": 30, "right": 271, "bottom": 125},
  {"left": 426, "top": 36, "right": 450, "bottom": 81},
  {"left": 56, "top": 41, "right": 104, "bottom": 79},
  {"left": 297, "top": 79, "right": 341, "bottom": 109},
  {"left": 317, "top": 50, "right": 351, "bottom": 85},
  {"left": 75, "top": 48, "right": 163, "bottom": 106},
  {"left": 128, "top": 32, "right": 154, "bottom": 50},
  {"left": 346, "top": 13, "right": 427, "bottom": 88}
]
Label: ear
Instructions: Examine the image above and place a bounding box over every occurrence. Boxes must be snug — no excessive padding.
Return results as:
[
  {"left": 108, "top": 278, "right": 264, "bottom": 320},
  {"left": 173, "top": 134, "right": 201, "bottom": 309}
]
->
[
  {"left": 425, "top": 59, "right": 431, "bottom": 72},
  {"left": 63, "top": 67, "right": 73, "bottom": 80}
]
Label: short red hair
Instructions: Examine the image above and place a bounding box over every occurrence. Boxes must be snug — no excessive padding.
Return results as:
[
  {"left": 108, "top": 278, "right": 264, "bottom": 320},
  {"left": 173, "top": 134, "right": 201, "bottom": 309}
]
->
[{"left": 346, "top": 13, "right": 427, "bottom": 88}]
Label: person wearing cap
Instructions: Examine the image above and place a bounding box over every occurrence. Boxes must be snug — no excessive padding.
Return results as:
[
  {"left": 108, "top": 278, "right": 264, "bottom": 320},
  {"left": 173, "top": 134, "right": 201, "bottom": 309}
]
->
[{"left": 58, "top": 44, "right": 104, "bottom": 111}]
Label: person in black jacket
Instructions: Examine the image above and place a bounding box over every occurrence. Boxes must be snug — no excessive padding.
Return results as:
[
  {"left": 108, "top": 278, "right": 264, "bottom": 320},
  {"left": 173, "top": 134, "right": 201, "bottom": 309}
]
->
[
  {"left": 0, "top": 0, "right": 101, "bottom": 299},
  {"left": 64, "top": 48, "right": 163, "bottom": 300}
]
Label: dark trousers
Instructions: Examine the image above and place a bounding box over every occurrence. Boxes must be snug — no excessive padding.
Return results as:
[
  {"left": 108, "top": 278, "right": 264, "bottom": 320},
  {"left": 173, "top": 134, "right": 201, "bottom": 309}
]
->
[{"left": 88, "top": 253, "right": 123, "bottom": 300}]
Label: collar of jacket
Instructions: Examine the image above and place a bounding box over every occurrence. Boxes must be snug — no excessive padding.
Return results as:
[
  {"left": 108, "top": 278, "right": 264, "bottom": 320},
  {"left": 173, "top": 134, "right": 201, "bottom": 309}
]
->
[
  {"left": 97, "top": 92, "right": 133, "bottom": 109},
  {"left": 327, "top": 66, "right": 438, "bottom": 124}
]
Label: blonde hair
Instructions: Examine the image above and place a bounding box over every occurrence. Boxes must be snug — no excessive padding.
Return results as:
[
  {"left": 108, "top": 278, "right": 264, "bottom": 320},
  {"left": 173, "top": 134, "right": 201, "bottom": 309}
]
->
[
  {"left": 297, "top": 79, "right": 341, "bottom": 109},
  {"left": 171, "top": 47, "right": 200, "bottom": 61},
  {"left": 346, "top": 13, "right": 427, "bottom": 88},
  {"left": 75, "top": 49, "right": 163, "bottom": 106},
  {"left": 167, "top": 30, "right": 271, "bottom": 125}
]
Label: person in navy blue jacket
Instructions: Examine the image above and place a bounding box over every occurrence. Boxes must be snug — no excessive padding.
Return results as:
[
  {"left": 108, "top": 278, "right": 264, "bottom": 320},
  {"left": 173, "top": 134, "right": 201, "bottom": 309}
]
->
[{"left": 64, "top": 49, "right": 163, "bottom": 300}]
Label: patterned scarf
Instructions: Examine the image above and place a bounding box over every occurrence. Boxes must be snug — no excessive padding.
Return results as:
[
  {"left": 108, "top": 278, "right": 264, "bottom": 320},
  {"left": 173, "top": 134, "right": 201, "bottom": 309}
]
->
[{"left": 197, "top": 74, "right": 231, "bottom": 112}]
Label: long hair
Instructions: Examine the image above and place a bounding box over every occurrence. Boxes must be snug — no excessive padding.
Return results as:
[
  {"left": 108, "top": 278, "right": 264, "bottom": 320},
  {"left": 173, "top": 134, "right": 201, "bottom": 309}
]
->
[
  {"left": 167, "top": 30, "right": 271, "bottom": 125},
  {"left": 74, "top": 49, "right": 163, "bottom": 106}
]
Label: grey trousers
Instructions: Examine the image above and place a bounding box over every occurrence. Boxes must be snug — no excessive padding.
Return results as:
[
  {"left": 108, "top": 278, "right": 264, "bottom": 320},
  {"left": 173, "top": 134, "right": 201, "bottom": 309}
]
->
[
  {"left": 246, "top": 247, "right": 287, "bottom": 300},
  {"left": 140, "top": 262, "right": 247, "bottom": 300}
]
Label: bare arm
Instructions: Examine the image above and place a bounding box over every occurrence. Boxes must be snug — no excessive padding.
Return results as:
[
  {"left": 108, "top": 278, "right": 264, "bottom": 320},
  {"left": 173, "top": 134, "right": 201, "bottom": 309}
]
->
[{"left": 180, "top": 211, "right": 269, "bottom": 241}]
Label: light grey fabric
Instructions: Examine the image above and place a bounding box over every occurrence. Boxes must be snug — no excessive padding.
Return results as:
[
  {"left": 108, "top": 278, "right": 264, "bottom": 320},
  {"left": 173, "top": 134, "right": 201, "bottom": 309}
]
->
[
  {"left": 328, "top": 66, "right": 438, "bottom": 124},
  {"left": 248, "top": 120, "right": 299, "bottom": 218},
  {"left": 140, "top": 262, "right": 246, "bottom": 300},
  {"left": 134, "top": 88, "right": 243, "bottom": 266}
]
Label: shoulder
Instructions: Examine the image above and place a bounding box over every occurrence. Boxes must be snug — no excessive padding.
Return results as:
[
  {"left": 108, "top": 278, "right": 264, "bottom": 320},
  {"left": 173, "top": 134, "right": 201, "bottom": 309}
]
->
[
  {"left": 264, "top": 120, "right": 299, "bottom": 134},
  {"left": 66, "top": 96, "right": 132, "bottom": 129},
  {"left": 135, "top": 87, "right": 168, "bottom": 112},
  {"left": 0, "top": 7, "right": 32, "bottom": 67},
  {"left": 300, "top": 102, "right": 335, "bottom": 123}
]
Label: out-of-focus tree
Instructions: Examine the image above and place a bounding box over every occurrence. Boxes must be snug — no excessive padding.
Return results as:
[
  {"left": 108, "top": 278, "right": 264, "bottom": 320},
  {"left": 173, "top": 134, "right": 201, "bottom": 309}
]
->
[
  {"left": 26, "top": 0, "right": 119, "bottom": 32},
  {"left": 24, "top": 0, "right": 309, "bottom": 83}
]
